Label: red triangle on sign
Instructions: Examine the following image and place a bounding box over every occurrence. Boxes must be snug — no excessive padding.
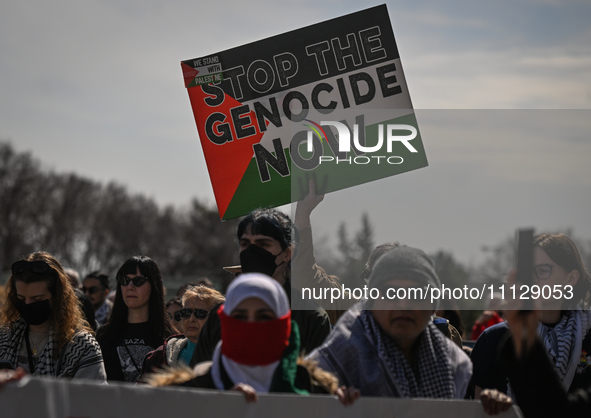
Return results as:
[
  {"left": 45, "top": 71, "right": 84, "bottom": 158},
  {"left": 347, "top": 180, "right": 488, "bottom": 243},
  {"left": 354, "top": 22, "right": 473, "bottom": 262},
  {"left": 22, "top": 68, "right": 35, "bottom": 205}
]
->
[
  {"left": 187, "top": 85, "right": 267, "bottom": 219},
  {"left": 181, "top": 63, "right": 200, "bottom": 87}
]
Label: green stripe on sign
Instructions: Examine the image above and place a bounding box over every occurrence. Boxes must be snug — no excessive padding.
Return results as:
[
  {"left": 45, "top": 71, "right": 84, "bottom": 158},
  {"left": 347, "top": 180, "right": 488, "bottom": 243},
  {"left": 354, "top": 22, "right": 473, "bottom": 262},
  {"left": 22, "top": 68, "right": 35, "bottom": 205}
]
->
[{"left": 222, "top": 113, "right": 428, "bottom": 220}]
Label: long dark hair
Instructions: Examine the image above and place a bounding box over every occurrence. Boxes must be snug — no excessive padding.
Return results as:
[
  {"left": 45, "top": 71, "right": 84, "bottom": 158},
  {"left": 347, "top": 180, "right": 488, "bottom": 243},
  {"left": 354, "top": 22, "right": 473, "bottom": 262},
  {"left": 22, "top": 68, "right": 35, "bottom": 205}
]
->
[{"left": 97, "top": 255, "right": 174, "bottom": 346}]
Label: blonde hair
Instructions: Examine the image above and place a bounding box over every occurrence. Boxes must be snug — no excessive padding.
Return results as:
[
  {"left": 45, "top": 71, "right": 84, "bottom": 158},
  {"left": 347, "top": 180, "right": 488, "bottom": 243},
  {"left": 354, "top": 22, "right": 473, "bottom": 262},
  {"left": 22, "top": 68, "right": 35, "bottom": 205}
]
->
[
  {"left": 181, "top": 285, "right": 225, "bottom": 310},
  {"left": 0, "top": 252, "right": 91, "bottom": 352}
]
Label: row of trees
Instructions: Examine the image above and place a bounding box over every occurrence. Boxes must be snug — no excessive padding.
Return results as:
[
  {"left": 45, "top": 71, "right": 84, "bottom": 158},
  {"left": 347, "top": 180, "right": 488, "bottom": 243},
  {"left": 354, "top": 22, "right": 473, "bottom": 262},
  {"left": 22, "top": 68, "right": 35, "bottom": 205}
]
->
[
  {"left": 331, "top": 215, "right": 591, "bottom": 289},
  {"left": 327, "top": 213, "right": 591, "bottom": 331},
  {"left": 325, "top": 216, "right": 473, "bottom": 292},
  {"left": 2, "top": 140, "right": 590, "bottom": 299},
  {"left": 0, "top": 141, "right": 239, "bottom": 286}
]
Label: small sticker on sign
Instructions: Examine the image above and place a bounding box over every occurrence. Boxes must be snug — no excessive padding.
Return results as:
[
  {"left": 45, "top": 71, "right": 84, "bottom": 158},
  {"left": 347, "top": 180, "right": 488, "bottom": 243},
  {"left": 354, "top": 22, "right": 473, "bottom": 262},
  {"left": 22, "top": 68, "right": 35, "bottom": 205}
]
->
[{"left": 189, "top": 56, "right": 223, "bottom": 86}]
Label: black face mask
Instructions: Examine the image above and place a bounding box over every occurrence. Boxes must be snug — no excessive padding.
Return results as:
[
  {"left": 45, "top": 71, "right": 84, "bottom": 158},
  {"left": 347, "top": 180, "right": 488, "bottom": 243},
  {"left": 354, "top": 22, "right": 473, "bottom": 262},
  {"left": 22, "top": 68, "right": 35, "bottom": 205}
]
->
[
  {"left": 240, "top": 244, "right": 285, "bottom": 277},
  {"left": 16, "top": 299, "right": 52, "bottom": 326}
]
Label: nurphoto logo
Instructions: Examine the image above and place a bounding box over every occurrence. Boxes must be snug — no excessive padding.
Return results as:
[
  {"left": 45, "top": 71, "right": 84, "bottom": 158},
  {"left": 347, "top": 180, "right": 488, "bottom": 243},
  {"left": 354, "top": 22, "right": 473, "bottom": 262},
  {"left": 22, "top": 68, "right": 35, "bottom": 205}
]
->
[{"left": 303, "top": 119, "right": 418, "bottom": 165}]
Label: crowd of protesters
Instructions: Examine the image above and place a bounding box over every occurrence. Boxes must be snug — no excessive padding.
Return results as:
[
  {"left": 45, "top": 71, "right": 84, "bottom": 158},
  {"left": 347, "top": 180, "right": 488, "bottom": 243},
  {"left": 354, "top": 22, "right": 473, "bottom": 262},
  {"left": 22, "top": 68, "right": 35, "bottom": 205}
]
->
[{"left": 1, "top": 183, "right": 590, "bottom": 417}]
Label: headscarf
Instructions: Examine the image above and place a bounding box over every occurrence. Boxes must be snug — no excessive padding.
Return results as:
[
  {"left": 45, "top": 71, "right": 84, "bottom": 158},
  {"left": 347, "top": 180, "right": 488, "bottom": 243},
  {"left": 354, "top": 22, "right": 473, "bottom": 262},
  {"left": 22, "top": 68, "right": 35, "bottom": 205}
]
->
[
  {"left": 211, "top": 273, "right": 292, "bottom": 392},
  {"left": 222, "top": 273, "right": 290, "bottom": 316}
]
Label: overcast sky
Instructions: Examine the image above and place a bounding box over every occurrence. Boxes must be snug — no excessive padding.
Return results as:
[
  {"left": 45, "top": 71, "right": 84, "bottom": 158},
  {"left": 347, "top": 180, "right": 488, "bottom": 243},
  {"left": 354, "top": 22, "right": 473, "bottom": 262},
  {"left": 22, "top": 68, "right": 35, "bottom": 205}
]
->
[{"left": 1, "top": 0, "right": 590, "bottom": 267}]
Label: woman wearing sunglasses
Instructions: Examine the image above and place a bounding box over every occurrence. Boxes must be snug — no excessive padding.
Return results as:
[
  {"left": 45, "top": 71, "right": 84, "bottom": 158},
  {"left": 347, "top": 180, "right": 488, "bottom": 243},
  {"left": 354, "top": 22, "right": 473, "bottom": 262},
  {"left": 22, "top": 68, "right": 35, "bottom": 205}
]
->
[
  {"left": 166, "top": 297, "right": 184, "bottom": 334},
  {"left": 0, "top": 252, "right": 106, "bottom": 380},
  {"left": 96, "top": 255, "right": 175, "bottom": 382},
  {"left": 141, "top": 285, "right": 224, "bottom": 377},
  {"left": 471, "top": 233, "right": 591, "bottom": 401}
]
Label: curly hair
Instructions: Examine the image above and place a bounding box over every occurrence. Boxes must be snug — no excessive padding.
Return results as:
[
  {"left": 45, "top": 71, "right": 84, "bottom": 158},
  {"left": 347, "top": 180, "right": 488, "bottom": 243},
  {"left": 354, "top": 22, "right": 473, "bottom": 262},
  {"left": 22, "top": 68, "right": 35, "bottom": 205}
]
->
[
  {"left": 0, "top": 252, "right": 91, "bottom": 352},
  {"left": 181, "top": 285, "right": 225, "bottom": 310}
]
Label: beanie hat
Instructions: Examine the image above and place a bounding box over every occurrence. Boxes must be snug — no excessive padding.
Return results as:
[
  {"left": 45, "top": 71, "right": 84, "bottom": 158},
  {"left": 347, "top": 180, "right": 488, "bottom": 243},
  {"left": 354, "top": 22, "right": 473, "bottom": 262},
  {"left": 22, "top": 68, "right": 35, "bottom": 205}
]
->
[{"left": 368, "top": 246, "right": 440, "bottom": 290}]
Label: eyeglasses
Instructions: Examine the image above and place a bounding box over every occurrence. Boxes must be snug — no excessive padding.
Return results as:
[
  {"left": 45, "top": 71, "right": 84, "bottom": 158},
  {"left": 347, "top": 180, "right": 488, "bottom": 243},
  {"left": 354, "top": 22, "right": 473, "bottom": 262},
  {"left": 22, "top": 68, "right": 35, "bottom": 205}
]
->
[
  {"left": 82, "top": 285, "right": 101, "bottom": 295},
  {"left": 116, "top": 275, "right": 149, "bottom": 287},
  {"left": 12, "top": 260, "right": 54, "bottom": 276},
  {"left": 174, "top": 308, "right": 209, "bottom": 321},
  {"left": 533, "top": 264, "right": 553, "bottom": 280}
]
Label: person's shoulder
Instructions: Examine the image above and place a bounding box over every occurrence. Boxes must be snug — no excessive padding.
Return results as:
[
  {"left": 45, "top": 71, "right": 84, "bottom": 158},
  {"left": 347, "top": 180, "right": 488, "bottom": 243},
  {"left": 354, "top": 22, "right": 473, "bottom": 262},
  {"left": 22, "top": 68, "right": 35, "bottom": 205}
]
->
[
  {"left": 477, "top": 321, "right": 509, "bottom": 341},
  {"left": 64, "top": 330, "right": 102, "bottom": 356},
  {"left": 470, "top": 321, "right": 509, "bottom": 361},
  {"left": 335, "top": 303, "right": 364, "bottom": 325},
  {"left": 320, "top": 305, "right": 364, "bottom": 343},
  {"left": 1, "top": 319, "right": 25, "bottom": 334},
  {"left": 445, "top": 334, "right": 471, "bottom": 363},
  {"left": 72, "top": 329, "right": 100, "bottom": 344},
  {"left": 0, "top": 323, "right": 13, "bottom": 334},
  {"left": 0, "top": 325, "right": 13, "bottom": 345}
]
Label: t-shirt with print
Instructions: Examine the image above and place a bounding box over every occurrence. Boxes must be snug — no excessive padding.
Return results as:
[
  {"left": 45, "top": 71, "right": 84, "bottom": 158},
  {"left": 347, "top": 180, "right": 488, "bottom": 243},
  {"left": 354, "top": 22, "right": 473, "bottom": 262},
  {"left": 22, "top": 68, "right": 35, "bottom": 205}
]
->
[{"left": 100, "top": 322, "right": 162, "bottom": 383}]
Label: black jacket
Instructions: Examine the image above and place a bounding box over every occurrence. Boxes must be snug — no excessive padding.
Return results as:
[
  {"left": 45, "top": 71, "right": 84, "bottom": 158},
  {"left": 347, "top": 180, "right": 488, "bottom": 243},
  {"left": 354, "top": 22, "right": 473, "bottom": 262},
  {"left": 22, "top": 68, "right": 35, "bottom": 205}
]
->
[{"left": 502, "top": 336, "right": 591, "bottom": 418}]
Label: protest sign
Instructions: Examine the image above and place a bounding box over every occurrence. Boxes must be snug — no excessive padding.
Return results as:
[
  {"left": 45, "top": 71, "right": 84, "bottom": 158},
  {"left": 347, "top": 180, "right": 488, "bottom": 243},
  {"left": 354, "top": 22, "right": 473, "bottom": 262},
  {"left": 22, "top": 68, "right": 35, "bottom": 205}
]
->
[{"left": 182, "top": 5, "right": 428, "bottom": 220}]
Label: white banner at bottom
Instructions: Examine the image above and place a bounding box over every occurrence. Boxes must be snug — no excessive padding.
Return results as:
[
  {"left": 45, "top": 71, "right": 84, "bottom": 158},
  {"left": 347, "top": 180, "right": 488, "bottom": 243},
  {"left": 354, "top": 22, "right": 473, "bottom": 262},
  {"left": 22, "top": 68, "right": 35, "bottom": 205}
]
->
[{"left": 0, "top": 376, "right": 522, "bottom": 418}]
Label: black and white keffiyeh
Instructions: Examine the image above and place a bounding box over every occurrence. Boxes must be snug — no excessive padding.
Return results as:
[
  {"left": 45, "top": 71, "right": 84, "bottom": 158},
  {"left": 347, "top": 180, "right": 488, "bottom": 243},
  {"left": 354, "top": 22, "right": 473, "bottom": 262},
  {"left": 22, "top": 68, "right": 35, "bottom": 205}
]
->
[
  {"left": 306, "top": 303, "right": 470, "bottom": 398},
  {"left": 95, "top": 299, "right": 113, "bottom": 325},
  {"left": 358, "top": 310, "right": 455, "bottom": 398},
  {"left": 538, "top": 309, "right": 591, "bottom": 390},
  {"left": 0, "top": 319, "right": 57, "bottom": 375},
  {"left": 0, "top": 318, "right": 104, "bottom": 378}
]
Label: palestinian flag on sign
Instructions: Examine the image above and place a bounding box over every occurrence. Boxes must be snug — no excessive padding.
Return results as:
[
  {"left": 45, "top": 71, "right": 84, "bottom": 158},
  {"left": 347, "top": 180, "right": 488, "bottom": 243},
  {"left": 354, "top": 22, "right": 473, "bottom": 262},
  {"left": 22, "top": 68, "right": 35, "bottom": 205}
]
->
[{"left": 181, "top": 5, "right": 428, "bottom": 220}]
